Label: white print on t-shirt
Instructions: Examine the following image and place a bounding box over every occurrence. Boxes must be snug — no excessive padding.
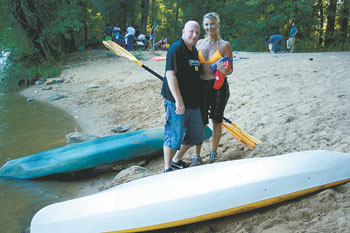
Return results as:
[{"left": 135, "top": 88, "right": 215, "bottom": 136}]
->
[{"left": 189, "top": 60, "right": 200, "bottom": 67}]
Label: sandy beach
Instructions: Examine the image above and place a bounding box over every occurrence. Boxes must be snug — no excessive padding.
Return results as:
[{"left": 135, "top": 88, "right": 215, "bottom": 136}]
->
[{"left": 21, "top": 49, "right": 350, "bottom": 232}]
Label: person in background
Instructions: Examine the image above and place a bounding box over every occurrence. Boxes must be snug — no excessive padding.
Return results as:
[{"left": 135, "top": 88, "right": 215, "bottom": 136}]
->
[
  {"left": 112, "top": 26, "right": 121, "bottom": 42},
  {"left": 126, "top": 24, "right": 136, "bottom": 51},
  {"left": 155, "top": 37, "right": 168, "bottom": 50},
  {"left": 266, "top": 34, "right": 284, "bottom": 54},
  {"left": 147, "top": 25, "right": 155, "bottom": 50},
  {"left": 289, "top": 22, "right": 298, "bottom": 53},
  {"left": 192, "top": 12, "right": 233, "bottom": 166},
  {"left": 104, "top": 25, "right": 113, "bottom": 41},
  {"left": 112, "top": 26, "right": 125, "bottom": 47},
  {"left": 161, "top": 21, "right": 203, "bottom": 173}
]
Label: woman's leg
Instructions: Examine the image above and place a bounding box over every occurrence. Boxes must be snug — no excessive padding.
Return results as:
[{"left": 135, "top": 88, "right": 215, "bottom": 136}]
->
[{"left": 211, "top": 121, "right": 222, "bottom": 153}]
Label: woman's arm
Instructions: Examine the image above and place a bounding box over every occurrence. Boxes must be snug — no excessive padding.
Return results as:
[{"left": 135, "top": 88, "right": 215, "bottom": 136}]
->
[{"left": 217, "top": 40, "right": 233, "bottom": 75}]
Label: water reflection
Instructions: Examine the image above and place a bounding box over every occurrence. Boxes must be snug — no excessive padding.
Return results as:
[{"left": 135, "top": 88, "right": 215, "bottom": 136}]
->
[
  {"left": 0, "top": 91, "right": 87, "bottom": 232},
  {"left": 0, "top": 178, "right": 55, "bottom": 232},
  {"left": 0, "top": 93, "right": 80, "bottom": 160}
]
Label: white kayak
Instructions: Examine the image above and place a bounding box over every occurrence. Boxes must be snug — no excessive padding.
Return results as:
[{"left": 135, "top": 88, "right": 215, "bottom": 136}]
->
[{"left": 30, "top": 150, "right": 350, "bottom": 233}]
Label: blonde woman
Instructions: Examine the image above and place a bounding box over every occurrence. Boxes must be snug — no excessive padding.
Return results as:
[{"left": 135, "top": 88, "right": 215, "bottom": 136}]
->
[{"left": 193, "top": 12, "right": 233, "bottom": 165}]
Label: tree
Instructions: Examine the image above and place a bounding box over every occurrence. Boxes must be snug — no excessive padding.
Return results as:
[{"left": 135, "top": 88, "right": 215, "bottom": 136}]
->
[
  {"left": 1, "top": 0, "right": 350, "bottom": 87},
  {"left": 318, "top": 0, "right": 325, "bottom": 46},
  {"left": 140, "top": 0, "right": 149, "bottom": 34},
  {"left": 339, "top": 0, "right": 350, "bottom": 45},
  {"left": 325, "top": 0, "right": 337, "bottom": 47},
  {"left": 12, "top": 0, "right": 55, "bottom": 60}
]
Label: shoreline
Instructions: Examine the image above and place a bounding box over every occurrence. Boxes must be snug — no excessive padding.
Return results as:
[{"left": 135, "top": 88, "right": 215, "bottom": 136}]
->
[
  {"left": 20, "top": 49, "right": 350, "bottom": 232},
  {"left": 20, "top": 50, "right": 350, "bottom": 139},
  {"left": 21, "top": 49, "right": 168, "bottom": 137}
]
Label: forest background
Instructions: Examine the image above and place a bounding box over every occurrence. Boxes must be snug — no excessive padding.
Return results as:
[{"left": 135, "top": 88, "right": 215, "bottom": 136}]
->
[{"left": 0, "top": 0, "right": 349, "bottom": 87}]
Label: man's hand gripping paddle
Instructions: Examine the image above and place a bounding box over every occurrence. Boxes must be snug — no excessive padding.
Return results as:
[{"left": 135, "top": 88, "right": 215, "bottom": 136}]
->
[{"left": 103, "top": 40, "right": 262, "bottom": 148}]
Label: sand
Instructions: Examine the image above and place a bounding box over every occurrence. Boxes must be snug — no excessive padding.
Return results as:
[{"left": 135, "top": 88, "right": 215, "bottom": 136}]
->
[{"left": 21, "top": 49, "right": 350, "bottom": 232}]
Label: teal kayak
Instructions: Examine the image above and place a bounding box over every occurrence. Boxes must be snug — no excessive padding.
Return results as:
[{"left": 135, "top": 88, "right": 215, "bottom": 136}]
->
[{"left": 0, "top": 126, "right": 212, "bottom": 179}]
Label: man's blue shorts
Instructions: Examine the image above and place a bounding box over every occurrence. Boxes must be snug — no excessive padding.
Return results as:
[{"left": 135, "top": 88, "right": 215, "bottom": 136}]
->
[{"left": 163, "top": 99, "right": 203, "bottom": 151}]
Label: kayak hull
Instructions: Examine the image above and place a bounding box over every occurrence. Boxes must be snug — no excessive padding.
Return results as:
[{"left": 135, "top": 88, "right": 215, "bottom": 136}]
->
[
  {"left": 0, "top": 126, "right": 212, "bottom": 179},
  {"left": 30, "top": 150, "right": 350, "bottom": 233}
]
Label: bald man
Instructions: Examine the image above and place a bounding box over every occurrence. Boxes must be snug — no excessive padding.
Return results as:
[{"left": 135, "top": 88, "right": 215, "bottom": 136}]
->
[{"left": 161, "top": 21, "right": 203, "bottom": 172}]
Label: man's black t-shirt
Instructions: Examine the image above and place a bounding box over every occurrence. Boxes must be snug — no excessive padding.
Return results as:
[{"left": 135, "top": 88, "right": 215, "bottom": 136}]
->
[{"left": 161, "top": 38, "right": 201, "bottom": 109}]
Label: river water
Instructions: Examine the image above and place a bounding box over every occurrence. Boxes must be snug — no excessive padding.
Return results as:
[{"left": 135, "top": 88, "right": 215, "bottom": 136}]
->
[
  {"left": 0, "top": 92, "right": 119, "bottom": 233},
  {"left": 0, "top": 53, "right": 121, "bottom": 233},
  {"left": 0, "top": 90, "right": 87, "bottom": 232},
  {"left": 0, "top": 54, "right": 108, "bottom": 232}
]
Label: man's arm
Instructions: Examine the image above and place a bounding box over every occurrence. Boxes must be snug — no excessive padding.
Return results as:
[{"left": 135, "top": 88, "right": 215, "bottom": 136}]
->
[
  {"left": 166, "top": 70, "right": 185, "bottom": 115},
  {"left": 293, "top": 29, "right": 298, "bottom": 38}
]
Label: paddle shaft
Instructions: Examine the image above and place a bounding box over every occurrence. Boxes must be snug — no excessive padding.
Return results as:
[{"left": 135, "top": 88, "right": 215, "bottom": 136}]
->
[
  {"left": 140, "top": 63, "right": 257, "bottom": 146},
  {"left": 140, "top": 62, "right": 238, "bottom": 127},
  {"left": 103, "top": 40, "right": 256, "bottom": 144},
  {"left": 142, "top": 64, "right": 164, "bottom": 81},
  {"left": 103, "top": 41, "right": 261, "bottom": 147},
  {"left": 223, "top": 117, "right": 232, "bottom": 124},
  {"left": 142, "top": 66, "right": 259, "bottom": 146}
]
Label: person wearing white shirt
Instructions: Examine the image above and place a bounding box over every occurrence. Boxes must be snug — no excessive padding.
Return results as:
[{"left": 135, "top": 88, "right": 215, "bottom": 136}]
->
[{"left": 126, "top": 25, "right": 135, "bottom": 51}]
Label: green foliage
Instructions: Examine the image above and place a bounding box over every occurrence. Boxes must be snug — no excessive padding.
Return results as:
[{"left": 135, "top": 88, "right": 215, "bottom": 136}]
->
[
  {"left": 131, "top": 49, "right": 145, "bottom": 60},
  {"left": 1, "top": 58, "right": 61, "bottom": 90},
  {"left": 0, "top": 0, "right": 349, "bottom": 90}
]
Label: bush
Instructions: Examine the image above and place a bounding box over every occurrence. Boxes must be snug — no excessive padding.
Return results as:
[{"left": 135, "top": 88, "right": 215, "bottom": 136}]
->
[{"left": 1, "top": 56, "right": 62, "bottom": 90}]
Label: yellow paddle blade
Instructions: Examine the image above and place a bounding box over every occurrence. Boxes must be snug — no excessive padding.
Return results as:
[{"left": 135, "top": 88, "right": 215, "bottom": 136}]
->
[
  {"left": 102, "top": 40, "right": 143, "bottom": 67},
  {"left": 222, "top": 123, "right": 256, "bottom": 148},
  {"left": 228, "top": 122, "right": 262, "bottom": 145},
  {"left": 107, "top": 40, "right": 136, "bottom": 60}
]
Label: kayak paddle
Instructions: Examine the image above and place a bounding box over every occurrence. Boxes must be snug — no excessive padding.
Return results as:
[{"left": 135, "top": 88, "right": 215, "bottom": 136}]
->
[
  {"left": 103, "top": 40, "right": 261, "bottom": 148},
  {"left": 223, "top": 117, "right": 262, "bottom": 145},
  {"left": 222, "top": 123, "right": 256, "bottom": 148},
  {"left": 103, "top": 40, "right": 164, "bottom": 81}
]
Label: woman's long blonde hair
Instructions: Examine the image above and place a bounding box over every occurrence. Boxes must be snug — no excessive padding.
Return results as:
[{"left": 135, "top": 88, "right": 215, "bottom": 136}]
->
[{"left": 203, "top": 12, "right": 221, "bottom": 39}]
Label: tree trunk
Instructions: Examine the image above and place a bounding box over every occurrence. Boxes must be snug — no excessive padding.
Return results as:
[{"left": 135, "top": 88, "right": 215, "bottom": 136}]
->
[
  {"left": 80, "top": 0, "right": 88, "bottom": 49},
  {"left": 63, "top": 31, "right": 76, "bottom": 53},
  {"left": 121, "top": 1, "right": 129, "bottom": 30},
  {"left": 82, "top": 21, "right": 88, "bottom": 49},
  {"left": 339, "top": 0, "right": 349, "bottom": 44},
  {"left": 150, "top": 0, "right": 156, "bottom": 25},
  {"left": 325, "top": 0, "right": 337, "bottom": 47},
  {"left": 140, "top": 0, "right": 149, "bottom": 34},
  {"left": 318, "top": 0, "right": 324, "bottom": 46},
  {"left": 175, "top": 0, "right": 180, "bottom": 37},
  {"left": 12, "top": 0, "right": 55, "bottom": 61}
]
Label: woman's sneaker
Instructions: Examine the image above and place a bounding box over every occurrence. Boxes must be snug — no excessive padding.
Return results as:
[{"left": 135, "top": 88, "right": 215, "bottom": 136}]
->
[
  {"left": 209, "top": 151, "right": 217, "bottom": 163},
  {"left": 191, "top": 154, "right": 202, "bottom": 166},
  {"left": 171, "top": 160, "right": 188, "bottom": 169}
]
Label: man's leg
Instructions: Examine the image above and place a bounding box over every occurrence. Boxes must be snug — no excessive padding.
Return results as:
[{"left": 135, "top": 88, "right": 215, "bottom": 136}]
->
[
  {"left": 172, "top": 144, "right": 191, "bottom": 162},
  {"left": 279, "top": 40, "right": 284, "bottom": 52},
  {"left": 130, "top": 35, "right": 134, "bottom": 51},
  {"left": 127, "top": 35, "right": 133, "bottom": 51},
  {"left": 171, "top": 144, "right": 191, "bottom": 169},
  {"left": 173, "top": 107, "right": 204, "bottom": 167},
  {"left": 163, "top": 99, "right": 184, "bottom": 171},
  {"left": 164, "top": 146, "right": 176, "bottom": 170}
]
